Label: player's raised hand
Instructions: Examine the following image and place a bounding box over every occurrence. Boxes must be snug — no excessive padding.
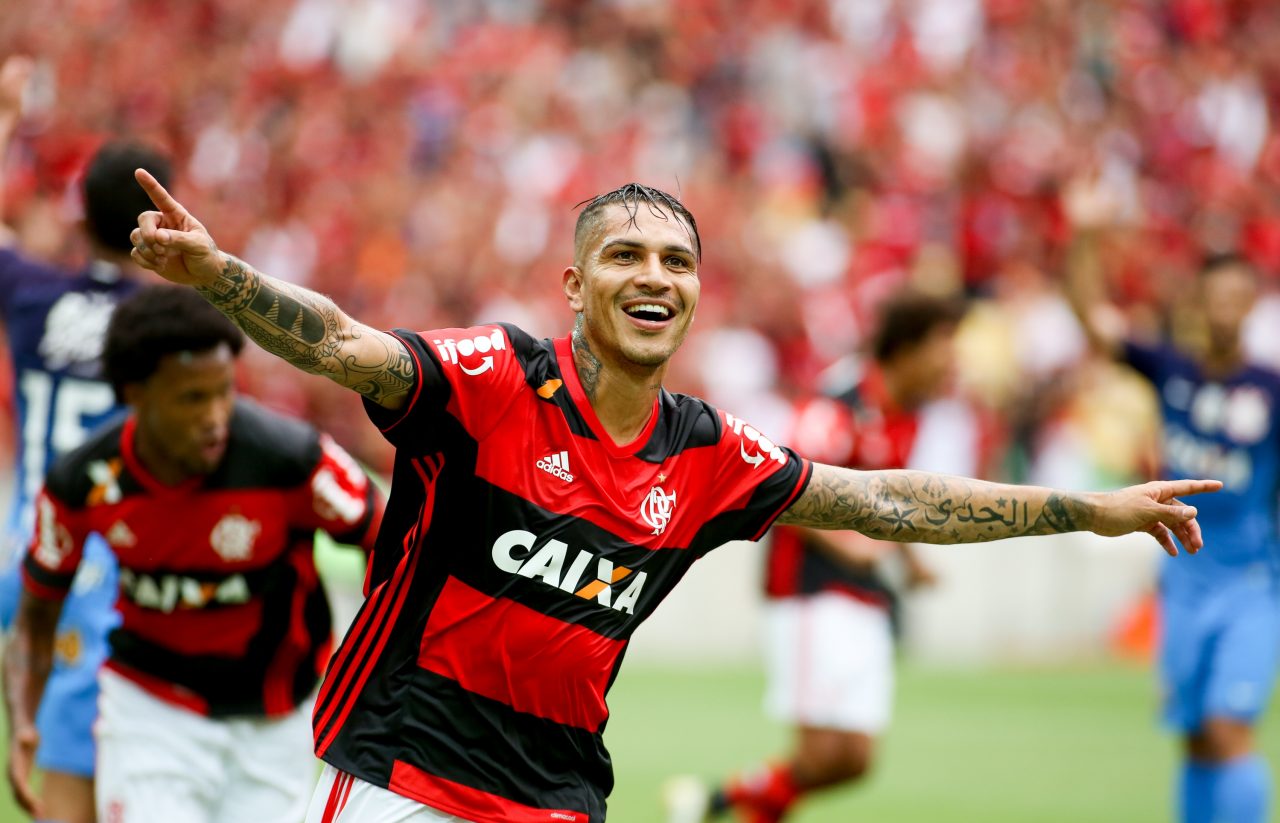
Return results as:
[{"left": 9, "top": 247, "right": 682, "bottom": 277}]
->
[
  {"left": 0, "top": 56, "right": 33, "bottom": 120},
  {"left": 6, "top": 724, "right": 42, "bottom": 817},
  {"left": 1089, "top": 479, "right": 1223, "bottom": 556},
  {"left": 130, "top": 168, "right": 225, "bottom": 287}
]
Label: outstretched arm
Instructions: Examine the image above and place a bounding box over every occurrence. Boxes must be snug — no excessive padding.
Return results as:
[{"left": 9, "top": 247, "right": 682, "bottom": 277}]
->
[
  {"left": 128, "top": 170, "right": 416, "bottom": 409},
  {"left": 3, "top": 591, "right": 61, "bottom": 817},
  {"left": 777, "top": 463, "right": 1221, "bottom": 557}
]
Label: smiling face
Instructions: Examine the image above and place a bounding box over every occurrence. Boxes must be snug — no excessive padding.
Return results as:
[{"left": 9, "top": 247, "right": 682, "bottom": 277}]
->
[{"left": 563, "top": 202, "right": 700, "bottom": 373}]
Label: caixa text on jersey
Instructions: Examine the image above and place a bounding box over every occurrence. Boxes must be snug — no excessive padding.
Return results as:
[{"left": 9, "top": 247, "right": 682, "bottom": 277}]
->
[
  {"left": 118, "top": 568, "right": 250, "bottom": 613},
  {"left": 492, "top": 529, "right": 647, "bottom": 614}
]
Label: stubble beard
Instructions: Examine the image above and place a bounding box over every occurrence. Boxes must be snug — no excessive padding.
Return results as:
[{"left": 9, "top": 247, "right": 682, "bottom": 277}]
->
[{"left": 579, "top": 311, "right": 683, "bottom": 370}]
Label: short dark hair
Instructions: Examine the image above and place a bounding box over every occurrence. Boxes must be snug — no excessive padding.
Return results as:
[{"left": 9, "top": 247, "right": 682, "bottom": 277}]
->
[
  {"left": 83, "top": 141, "right": 173, "bottom": 254},
  {"left": 870, "top": 292, "right": 966, "bottom": 363},
  {"left": 574, "top": 183, "right": 701, "bottom": 261},
  {"left": 103, "top": 285, "right": 245, "bottom": 398},
  {"left": 1198, "top": 251, "right": 1255, "bottom": 279}
]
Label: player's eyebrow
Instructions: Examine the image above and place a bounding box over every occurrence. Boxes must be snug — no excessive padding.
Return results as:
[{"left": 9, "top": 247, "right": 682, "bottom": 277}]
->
[{"left": 599, "top": 238, "right": 696, "bottom": 259}]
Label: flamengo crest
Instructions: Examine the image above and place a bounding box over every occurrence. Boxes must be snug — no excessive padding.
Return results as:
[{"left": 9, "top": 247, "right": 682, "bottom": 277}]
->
[
  {"left": 209, "top": 513, "right": 261, "bottom": 562},
  {"left": 640, "top": 486, "right": 676, "bottom": 535}
]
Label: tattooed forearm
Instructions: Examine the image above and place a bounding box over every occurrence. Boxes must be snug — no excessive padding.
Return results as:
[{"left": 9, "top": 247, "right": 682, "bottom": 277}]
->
[
  {"left": 196, "top": 255, "right": 416, "bottom": 407},
  {"left": 572, "top": 314, "right": 603, "bottom": 401},
  {"left": 777, "top": 465, "right": 1097, "bottom": 544}
]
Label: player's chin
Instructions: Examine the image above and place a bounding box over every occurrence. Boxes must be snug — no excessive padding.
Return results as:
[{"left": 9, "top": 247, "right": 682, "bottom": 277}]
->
[
  {"left": 625, "top": 328, "right": 687, "bottom": 365},
  {"left": 185, "top": 447, "right": 226, "bottom": 475}
]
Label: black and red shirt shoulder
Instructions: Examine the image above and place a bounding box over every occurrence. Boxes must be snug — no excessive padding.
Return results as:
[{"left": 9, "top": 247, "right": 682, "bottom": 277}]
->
[
  {"left": 362, "top": 322, "right": 811, "bottom": 549},
  {"left": 23, "top": 416, "right": 129, "bottom": 598},
  {"left": 362, "top": 323, "right": 550, "bottom": 450},
  {"left": 41, "top": 414, "right": 130, "bottom": 508},
  {"left": 37, "top": 398, "right": 340, "bottom": 512}
]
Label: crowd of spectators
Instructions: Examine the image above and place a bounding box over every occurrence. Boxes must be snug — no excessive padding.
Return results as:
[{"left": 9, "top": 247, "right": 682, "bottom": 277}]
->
[{"left": 1, "top": 0, "right": 1277, "bottom": 485}]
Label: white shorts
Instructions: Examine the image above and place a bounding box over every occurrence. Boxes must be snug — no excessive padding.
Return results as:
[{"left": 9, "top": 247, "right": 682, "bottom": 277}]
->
[
  {"left": 762, "top": 592, "right": 894, "bottom": 733},
  {"left": 95, "top": 669, "right": 317, "bottom": 823},
  {"left": 306, "top": 764, "right": 473, "bottom": 823}
]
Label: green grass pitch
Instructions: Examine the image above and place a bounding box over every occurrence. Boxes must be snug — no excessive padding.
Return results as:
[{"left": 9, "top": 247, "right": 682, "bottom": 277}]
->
[
  {"left": 605, "top": 662, "right": 1279, "bottom": 823},
  {"left": 0, "top": 662, "right": 1273, "bottom": 822}
]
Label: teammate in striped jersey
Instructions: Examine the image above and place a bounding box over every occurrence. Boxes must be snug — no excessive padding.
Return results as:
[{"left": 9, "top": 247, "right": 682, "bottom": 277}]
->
[
  {"left": 4, "top": 286, "right": 384, "bottom": 823},
  {"left": 129, "top": 174, "right": 1218, "bottom": 823}
]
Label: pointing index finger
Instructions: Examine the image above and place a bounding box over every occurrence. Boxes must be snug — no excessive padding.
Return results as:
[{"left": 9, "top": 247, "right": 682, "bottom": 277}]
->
[
  {"left": 1158, "top": 479, "right": 1224, "bottom": 499},
  {"left": 134, "top": 168, "right": 185, "bottom": 216}
]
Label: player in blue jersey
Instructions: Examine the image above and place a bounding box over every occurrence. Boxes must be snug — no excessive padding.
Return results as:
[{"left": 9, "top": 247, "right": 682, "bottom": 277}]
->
[
  {"left": 0, "top": 55, "right": 173, "bottom": 823},
  {"left": 1066, "top": 184, "right": 1280, "bottom": 823}
]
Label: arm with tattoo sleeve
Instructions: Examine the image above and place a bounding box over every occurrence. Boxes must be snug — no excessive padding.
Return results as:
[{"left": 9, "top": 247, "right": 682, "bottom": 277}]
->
[
  {"left": 127, "top": 169, "right": 415, "bottom": 410},
  {"left": 196, "top": 256, "right": 416, "bottom": 408},
  {"left": 777, "top": 463, "right": 1221, "bottom": 556}
]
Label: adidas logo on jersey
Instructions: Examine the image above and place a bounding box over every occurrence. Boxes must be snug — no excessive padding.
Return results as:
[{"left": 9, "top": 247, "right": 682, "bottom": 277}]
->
[{"left": 537, "top": 450, "right": 575, "bottom": 482}]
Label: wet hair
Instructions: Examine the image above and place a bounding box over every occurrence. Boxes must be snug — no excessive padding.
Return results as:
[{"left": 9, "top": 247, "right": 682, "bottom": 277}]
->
[
  {"left": 573, "top": 183, "right": 701, "bottom": 263},
  {"left": 83, "top": 141, "right": 173, "bottom": 254},
  {"left": 103, "top": 285, "right": 245, "bottom": 399},
  {"left": 870, "top": 292, "right": 966, "bottom": 364},
  {"left": 1198, "top": 251, "right": 1255, "bottom": 280}
]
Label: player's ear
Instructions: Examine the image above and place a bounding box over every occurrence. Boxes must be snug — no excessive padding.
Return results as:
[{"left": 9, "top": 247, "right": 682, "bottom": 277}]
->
[{"left": 563, "top": 266, "right": 585, "bottom": 313}]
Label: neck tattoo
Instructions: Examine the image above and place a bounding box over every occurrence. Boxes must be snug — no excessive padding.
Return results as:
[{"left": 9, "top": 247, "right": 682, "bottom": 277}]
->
[{"left": 572, "top": 321, "right": 603, "bottom": 402}]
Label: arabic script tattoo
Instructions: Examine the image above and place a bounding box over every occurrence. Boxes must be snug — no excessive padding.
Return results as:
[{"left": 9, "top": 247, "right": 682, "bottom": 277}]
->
[{"left": 777, "top": 465, "right": 1095, "bottom": 543}]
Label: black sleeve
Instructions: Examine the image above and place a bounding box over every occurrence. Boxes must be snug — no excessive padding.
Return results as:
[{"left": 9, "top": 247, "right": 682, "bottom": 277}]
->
[{"left": 361, "top": 329, "right": 452, "bottom": 455}]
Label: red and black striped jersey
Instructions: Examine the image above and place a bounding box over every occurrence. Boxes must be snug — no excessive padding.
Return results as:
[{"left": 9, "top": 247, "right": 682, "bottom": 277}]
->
[
  {"left": 23, "top": 398, "right": 381, "bottom": 718},
  {"left": 766, "top": 368, "right": 981, "bottom": 606},
  {"left": 314, "top": 324, "right": 811, "bottom": 823}
]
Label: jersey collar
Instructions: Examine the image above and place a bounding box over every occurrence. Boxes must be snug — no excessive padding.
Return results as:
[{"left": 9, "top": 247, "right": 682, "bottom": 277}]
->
[
  {"left": 554, "top": 336, "right": 660, "bottom": 458},
  {"left": 121, "top": 415, "right": 205, "bottom": 495}
]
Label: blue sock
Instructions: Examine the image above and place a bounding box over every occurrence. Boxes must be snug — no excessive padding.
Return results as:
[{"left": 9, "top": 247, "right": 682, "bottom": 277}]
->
[{"left": 1180, "top": 755, "right": 1272, "bottom": 823}]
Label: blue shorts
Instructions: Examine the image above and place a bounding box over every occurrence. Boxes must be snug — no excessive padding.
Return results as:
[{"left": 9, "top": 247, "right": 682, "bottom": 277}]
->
[
  {"left": 1159, "top": 567, "right": 1280, "bottom": 733},
  {"left": 0, "top": 533, "right": 118, "bottom": 777}
]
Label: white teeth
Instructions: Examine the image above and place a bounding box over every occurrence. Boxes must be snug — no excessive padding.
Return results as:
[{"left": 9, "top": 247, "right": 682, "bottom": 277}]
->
[{"left": 626, "top": 303, "right": 671, "bottom": 318}]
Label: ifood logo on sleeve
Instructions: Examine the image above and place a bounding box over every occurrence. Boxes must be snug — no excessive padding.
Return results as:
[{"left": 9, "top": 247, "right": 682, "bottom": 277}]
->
[
  {"left": 433, "top": 329, "right": 507, "bottom": 376},
  {"left": 723, "top": 412, "right": 787, "bottom": 468}
]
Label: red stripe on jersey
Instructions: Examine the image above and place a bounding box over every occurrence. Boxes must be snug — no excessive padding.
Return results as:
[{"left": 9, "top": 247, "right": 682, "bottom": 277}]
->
[
  {"left": 315, "top": 454, "right": 442, "bottom": 755},
  {"left": 471, "top": 338, "right": 806, "bottom": 549},
  {"left": 116, "top": 598, "right": 265, "bottom": 657},
  {"left": 264, "top": 547, "right": 321, "bottom": 715},
  {"left": 765, "top": 527, "right": 805, "bottom": 599},
  {"left": 417, "top": 576, "right": 623, "bottom": 731},
  {"left": 104, "top": 660, "right": 209, "bottom": 715},
  {"left": 375, "top": 332, "right": 426, "bottom": 436},
  {"left": 389, "top": 760, "right": 589, "bottom": 823}
]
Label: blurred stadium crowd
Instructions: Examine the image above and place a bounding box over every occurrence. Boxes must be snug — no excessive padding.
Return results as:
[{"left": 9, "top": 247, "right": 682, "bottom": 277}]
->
[{"left": 1, "top": 0, "right": 1278, "bottom": 484}]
